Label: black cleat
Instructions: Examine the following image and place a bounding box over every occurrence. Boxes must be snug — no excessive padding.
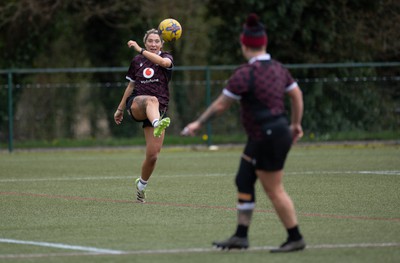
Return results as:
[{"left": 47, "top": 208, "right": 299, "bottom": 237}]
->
[
  {"left": 270, "top": 238, "right": 306, "bottom": 253},
  {"left": 212, "top": 236, "right": 249, "bottom": 250}
]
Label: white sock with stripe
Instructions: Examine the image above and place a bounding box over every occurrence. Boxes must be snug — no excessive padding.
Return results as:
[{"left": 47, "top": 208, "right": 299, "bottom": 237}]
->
[
  {"left": 138, "top": 178, "right": 148, "bottom": 191},
  {"left": 152, "top": 119, "right": 159, "bottom": 127}
]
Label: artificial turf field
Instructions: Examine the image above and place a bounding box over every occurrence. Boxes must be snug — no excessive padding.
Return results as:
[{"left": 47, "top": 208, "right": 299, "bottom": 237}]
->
[{"left": 0, "top": 143, "right": 399, "bottom": 262}]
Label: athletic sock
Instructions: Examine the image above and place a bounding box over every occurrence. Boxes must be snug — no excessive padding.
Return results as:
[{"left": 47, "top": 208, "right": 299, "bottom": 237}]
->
[
  {"left": 287, "top": 225, "right": 302, "bottom": 241},
  {"left": 152, "top": 119, "right": 159, "bottom": 127},
  {"left": 138, "top": 178, "right": 148, "bottom": 191},
  {"left": 235, "top": 224, "right": 248, "bottom": 238}
]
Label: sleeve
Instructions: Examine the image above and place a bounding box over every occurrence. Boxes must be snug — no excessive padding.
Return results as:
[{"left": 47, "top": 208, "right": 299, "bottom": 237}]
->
[
  {"left": 224, "top": 65, "right": 250, "bottom": 100},
  {"left": 125, "top": 57, "right": 136, "bottom": 82},
  {"left": 283, "top": 67, "right": 298, "bottom": 92},
  {"left": 162, "top": 52, "right": 174, "bottom": 69}
]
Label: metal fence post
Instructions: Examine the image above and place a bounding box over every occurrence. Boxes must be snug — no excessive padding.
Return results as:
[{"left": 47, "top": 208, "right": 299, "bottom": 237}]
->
[
  {"left": 205, "top": 66, "right": 212, "bottom": 146},
  {"left": 7, "top": 71, "right": 14, "bottom": 153}
]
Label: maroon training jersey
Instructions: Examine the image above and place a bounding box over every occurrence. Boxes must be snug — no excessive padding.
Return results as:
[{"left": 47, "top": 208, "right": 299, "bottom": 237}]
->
[
  {"left": 223, "top": 54, "right": 298, "bottom": 140},
  {"left": 126, "top": 51, "right": 173, "bottom": 111}
]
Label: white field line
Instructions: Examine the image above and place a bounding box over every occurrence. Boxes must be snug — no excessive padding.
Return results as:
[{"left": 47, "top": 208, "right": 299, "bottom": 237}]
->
[
  {"left": 288, "top": 170, "right": 400, "bottom": 175},
  {"left": 0, "top": 239, "right": 399, "bottom": 259},
  {"left": 0, "top": 176, "right": 132, "bottom": 182},
  {"left": 0, "top": 170, "right": 399, "bottom": 183},
  {"left": 0, "top": 238, "right": 124, "bottom": 254},
  {"left": 0, "top": 173, "right": 227, "bottom": 182}
]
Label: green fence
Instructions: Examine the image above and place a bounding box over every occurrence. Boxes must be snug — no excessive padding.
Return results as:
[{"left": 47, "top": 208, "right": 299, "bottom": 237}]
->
[{"left": 1, "top": 62, "right": 399, "bottom": 152}]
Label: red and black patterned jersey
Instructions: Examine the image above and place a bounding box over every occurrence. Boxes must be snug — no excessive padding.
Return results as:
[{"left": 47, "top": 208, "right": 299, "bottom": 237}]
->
[
  {"left": 223, "top": 54, "right": 298, "bottom": 140},
  {"left": 126, "top": 51, "right": 173, "bottom": 111}
]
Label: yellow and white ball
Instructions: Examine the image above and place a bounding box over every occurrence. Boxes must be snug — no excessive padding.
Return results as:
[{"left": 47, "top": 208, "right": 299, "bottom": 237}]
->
[{"left": 158, "top": 18, "right": 182, "bottom": 42}]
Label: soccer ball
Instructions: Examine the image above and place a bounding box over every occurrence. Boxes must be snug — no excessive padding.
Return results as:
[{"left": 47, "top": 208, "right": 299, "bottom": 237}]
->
[{"left": 158, "top": 18, "right": 182, "bottom": 42}]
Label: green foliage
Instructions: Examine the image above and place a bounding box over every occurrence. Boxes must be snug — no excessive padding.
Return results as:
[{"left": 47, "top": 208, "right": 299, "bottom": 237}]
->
[
  {"left": 206, "top": 0, "right": 399, "bottom": 63},
  {"left": 0, "top": 0, "right": 399, "bottom": 145},
  {"left": 1, "top": 0, "right": 399, "bottom": 66}
]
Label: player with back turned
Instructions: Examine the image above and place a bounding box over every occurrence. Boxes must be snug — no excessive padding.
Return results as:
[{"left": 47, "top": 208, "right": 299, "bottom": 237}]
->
[{"left": 182, "top": 13, "right": 306, "bottom": 252}]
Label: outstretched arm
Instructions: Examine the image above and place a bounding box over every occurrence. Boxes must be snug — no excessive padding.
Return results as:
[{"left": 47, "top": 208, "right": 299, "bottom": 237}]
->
[
  {"left": 181, "top": 93, "right": 235, "bottom": 136},
  {"left": 114, "top": 82, "right": 135, "bottom": 125}
]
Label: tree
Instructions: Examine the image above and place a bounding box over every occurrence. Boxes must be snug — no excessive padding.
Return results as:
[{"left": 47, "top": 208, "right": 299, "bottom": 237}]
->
[
  {"left": 0, "top": 0, "right": 210, "bottom": 140},
  {"left": 206, "top": 0, "right": 400, "bottom": 63},
  {"left": 0, "top": 0, "right": 398, "bottom": 142}
]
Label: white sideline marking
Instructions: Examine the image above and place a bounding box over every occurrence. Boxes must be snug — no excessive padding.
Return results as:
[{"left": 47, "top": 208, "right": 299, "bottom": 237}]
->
[
  {"left": 0, "top": 242, "right": 399, "bottom": 259},
  {"left": 0, "top": 238, "right": 124, "bottom": 254},
  {"left": 0, "top": 176, "right": 131, "bottom": 183},
  {"left": 289, "top": 170, "right": 400, "bottom": 176},
  {"left": 0, "top": 173, "right": 227, "bottom": 182},
  {"left": 306, "top": 242, "right": 400, "bottom": 249},
  {"left": 0, "top": 170, "right": 399, "bottom": 183}
]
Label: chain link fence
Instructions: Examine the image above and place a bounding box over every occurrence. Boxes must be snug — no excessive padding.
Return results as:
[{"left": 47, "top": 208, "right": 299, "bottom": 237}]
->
[{"left": 1, "top": 63, "right": 399, "bottom": 151}]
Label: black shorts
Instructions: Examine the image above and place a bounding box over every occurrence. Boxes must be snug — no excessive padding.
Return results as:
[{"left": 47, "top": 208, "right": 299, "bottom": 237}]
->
[
  {"left": 126, "top": 97, "right": 167, "bottom": 128},
  {"left": 245, "top": 122, "right": 292, "bottom": 171}
]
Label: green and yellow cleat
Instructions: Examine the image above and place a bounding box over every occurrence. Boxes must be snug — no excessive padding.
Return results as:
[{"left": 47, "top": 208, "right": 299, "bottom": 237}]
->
[
  {"left": 153, "top": 117, "right": 171, "bottom": 137},
  {"left": 135, "top": 178, "right": 146, "bottom": 203}
]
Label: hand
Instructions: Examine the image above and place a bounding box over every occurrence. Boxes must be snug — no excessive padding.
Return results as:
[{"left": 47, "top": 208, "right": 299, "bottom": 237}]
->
[
  {"left": 290, "top": 124, "right": 303, "bottom": 144},
  {"left": 181, "top": 121, "right": 202, "bottom": 136},
  {"left": 114, "top": 110, "right": 124, "bottom": 125},
  {"left": 127, "top": 40, "right": 141, "bottom": 53}
]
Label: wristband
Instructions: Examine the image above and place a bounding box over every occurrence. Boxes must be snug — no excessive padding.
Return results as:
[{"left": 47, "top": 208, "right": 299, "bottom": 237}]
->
[{"left": 140, "top": 48, "right": 145, "bottom": 54}]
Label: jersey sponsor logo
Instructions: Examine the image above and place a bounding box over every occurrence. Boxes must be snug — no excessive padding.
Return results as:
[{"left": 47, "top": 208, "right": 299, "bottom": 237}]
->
[
  {"left": 143, "top": 68, "right": 155, "bottom": 79},
  {"left": 140, "top": 79, "right": 159, "bottom": 84}
]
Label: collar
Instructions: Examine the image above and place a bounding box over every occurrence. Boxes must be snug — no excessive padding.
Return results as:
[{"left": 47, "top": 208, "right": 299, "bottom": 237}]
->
[{"left": 248, "top": 53, "right": 271, "bottom": 64}]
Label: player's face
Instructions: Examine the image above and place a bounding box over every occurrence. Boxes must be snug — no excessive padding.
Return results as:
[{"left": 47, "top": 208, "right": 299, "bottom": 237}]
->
[{"left": 145, "top": 34, "right": 163, "bottom": 54}]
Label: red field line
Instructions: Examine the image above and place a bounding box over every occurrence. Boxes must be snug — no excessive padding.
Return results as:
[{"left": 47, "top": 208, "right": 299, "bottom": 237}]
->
[{"left": 1, "top": 191, "right": 399, "bottom": 222}]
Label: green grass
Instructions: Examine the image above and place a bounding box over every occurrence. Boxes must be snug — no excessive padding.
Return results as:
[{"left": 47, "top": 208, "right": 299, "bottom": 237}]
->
[
  {"left": 0, "top": 144, "right": 399, "bottom": 262},
  {"left": 1, "top": 129, "right": 399, "bottom": 150}
]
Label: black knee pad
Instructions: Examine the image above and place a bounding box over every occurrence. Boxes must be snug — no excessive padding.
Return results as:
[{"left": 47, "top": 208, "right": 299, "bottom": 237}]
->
[{"left": 235, "top": 158, "right": 257, "bottom": 203}]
